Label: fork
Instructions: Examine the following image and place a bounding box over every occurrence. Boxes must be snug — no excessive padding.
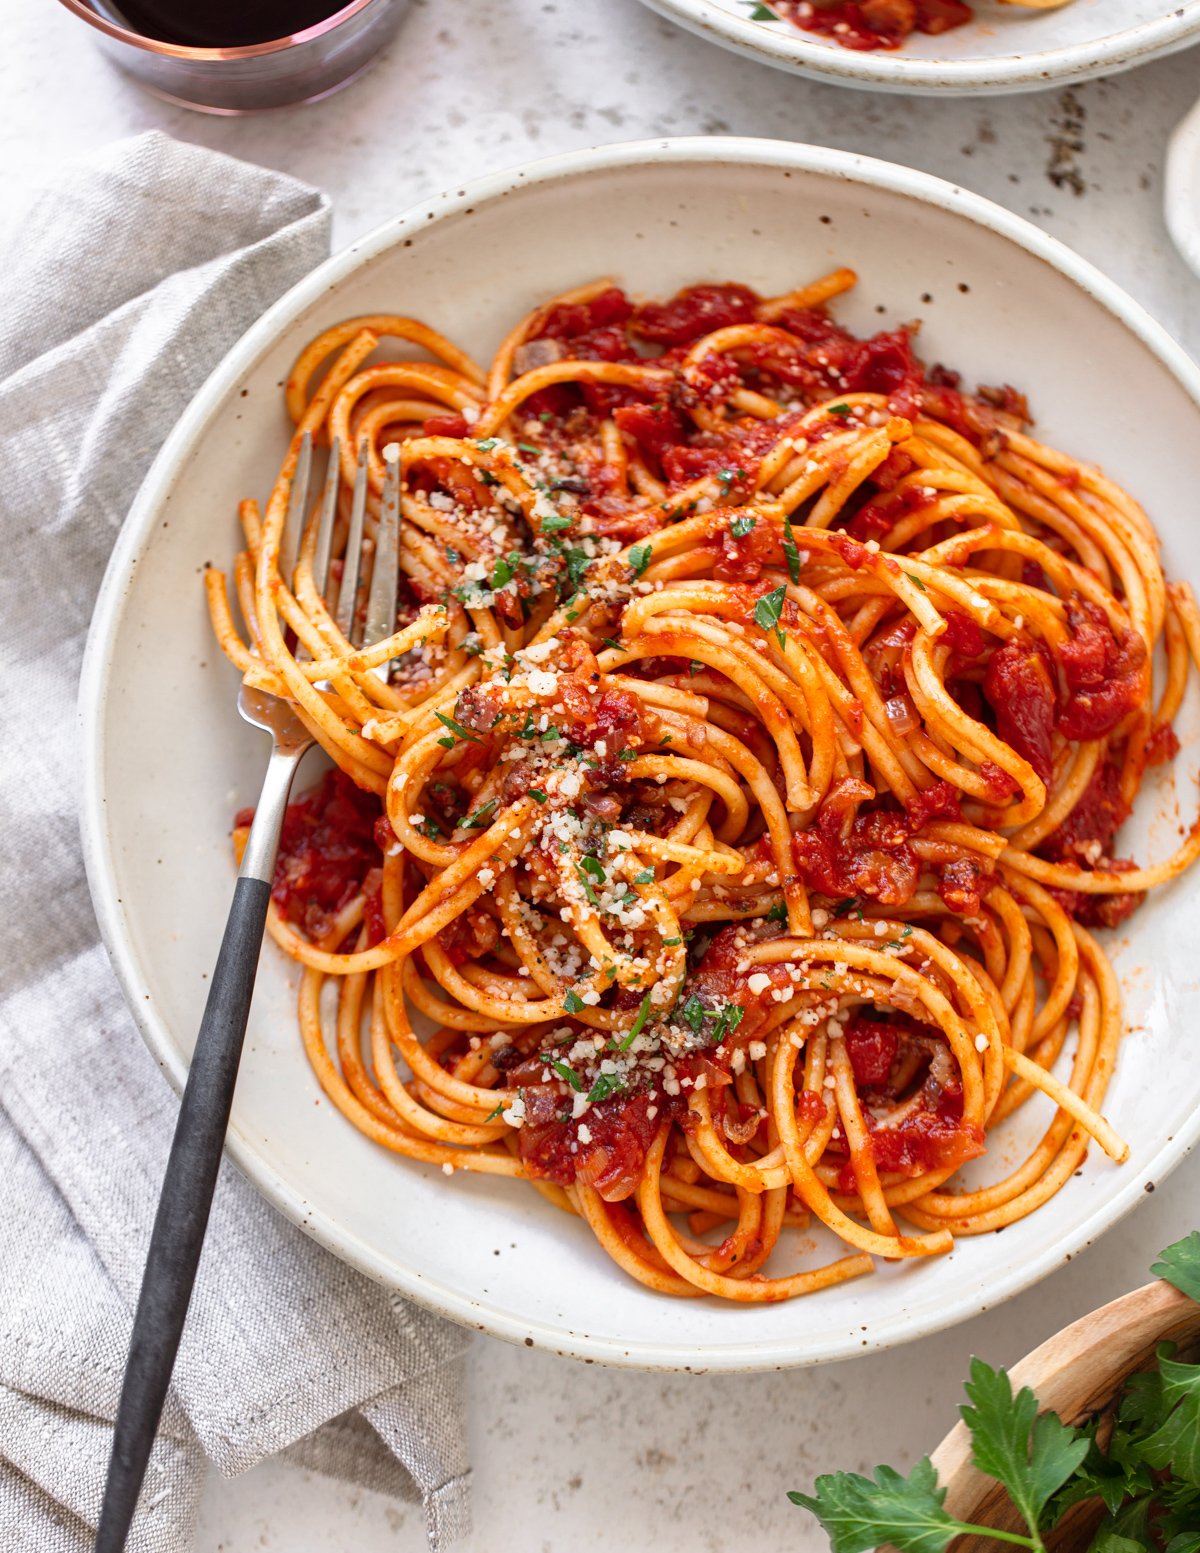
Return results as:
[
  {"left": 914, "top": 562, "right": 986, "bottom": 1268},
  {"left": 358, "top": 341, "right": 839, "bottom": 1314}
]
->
[{"left": 94, "top": 434, "right": 400, "bottom": 1553}]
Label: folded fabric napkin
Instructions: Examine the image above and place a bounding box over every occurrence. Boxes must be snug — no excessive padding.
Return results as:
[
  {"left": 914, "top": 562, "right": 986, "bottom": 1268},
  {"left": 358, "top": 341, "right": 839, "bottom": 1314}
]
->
[{"left": 0, "top": 131, "right": 472, "bottom": 1553}]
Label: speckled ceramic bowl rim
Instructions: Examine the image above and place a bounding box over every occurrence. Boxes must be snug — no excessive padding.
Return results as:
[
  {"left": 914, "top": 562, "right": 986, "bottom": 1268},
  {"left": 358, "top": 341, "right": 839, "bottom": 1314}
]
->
[
  {"left": 81, "top": 137, "right": 1200, "bottom": 1370},
  {"left": 635, "top": 0, "right": 1200, "bottom": 95}
]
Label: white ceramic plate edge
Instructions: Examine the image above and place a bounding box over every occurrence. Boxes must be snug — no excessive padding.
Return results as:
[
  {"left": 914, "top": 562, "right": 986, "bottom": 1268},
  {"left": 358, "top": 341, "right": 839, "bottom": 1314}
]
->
[
  {"left": 80, "top": 136, "right": 1200, "bottom": 1370},
  {"left": 1167, "top": 95, "right": 1200, "bottom": 280},
  {"left": 635, "top": 0, "right": 1200, "bottom": 94}
]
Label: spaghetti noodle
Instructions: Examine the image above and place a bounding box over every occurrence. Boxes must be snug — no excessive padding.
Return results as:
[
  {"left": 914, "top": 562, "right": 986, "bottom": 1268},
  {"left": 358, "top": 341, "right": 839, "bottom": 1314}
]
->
[{"left": 207, "top": 269, "right": 1200, "bottom": 1303}]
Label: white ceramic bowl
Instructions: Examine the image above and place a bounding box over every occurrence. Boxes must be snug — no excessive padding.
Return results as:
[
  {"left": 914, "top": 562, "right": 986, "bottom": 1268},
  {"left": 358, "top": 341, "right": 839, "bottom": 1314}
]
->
[
  {"left": 635, "top": 0, "right": 1200, "bottom": 95},
  {"left": 82, "top": 137, "right": 1200, "bottom": 1371}
]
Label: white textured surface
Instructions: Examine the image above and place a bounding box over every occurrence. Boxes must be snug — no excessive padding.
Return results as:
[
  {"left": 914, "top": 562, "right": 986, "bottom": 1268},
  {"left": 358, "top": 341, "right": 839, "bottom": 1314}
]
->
[{"left": 7, "top": 0, "right": 1200, "bottom": 1546}]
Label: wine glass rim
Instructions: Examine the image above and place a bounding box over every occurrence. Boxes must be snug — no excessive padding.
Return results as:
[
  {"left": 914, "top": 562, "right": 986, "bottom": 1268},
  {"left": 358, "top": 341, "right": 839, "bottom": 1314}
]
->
[{"left": 55, "top": 0, "right": 381, "bottom": 60}]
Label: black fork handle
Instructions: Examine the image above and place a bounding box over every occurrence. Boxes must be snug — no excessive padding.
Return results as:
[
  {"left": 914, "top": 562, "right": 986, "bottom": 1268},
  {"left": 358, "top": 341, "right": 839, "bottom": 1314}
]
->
[{"left": 94, "top": 872, "right": 271, "bottom": 1552}]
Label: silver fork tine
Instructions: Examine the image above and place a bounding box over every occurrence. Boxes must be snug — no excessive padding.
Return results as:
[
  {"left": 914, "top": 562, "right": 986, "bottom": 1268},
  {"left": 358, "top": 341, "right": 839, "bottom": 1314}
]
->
[
  {"left": 364, "top": 452, "right": 400, "bottom": 660},
  {"left": 311, "top": 435, "right": 341, "bottom": 601},
  {"left": 278, "top": 431, "right": 312, "bottom": 589},
  {"left": 335, "top": 441, "right": 370, "bottom": 644}
]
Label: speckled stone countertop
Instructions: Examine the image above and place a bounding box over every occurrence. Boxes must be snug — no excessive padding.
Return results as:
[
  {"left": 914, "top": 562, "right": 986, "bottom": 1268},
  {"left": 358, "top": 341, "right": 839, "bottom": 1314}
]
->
[{"left": 7, "top": 1, "right": 1200, "bottom": 1547}]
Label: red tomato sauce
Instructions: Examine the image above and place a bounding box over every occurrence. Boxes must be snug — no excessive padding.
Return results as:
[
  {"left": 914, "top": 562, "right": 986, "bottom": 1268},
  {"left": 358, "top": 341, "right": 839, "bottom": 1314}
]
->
[
  {"left": 838, "top": 1012, "right": 985, "bottom": 1179},
  {"left": 516, "top": 1088, "right": 669, "bottom": 1203},
  {"left": 772, "top": 0, "right": 972, "bottom": 52},
  {"left": 240, "top": 769, "right": 384, "bottom": 942}
]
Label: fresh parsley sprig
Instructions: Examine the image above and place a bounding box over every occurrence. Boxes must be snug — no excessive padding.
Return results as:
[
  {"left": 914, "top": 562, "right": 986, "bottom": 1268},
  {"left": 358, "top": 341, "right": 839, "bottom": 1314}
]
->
[{"left": 790, "top": 1234, "right": 1200, "bottom": 1553}]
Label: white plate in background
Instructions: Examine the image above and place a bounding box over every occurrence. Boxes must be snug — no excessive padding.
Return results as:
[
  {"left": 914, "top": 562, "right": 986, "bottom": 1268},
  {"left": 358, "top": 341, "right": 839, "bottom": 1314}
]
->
[
  {"left": 81, "top": 138, "right": 1200, "bottom": 1370},
  {"left": 636, "top": 0, "right": 1200, "bottom": 95}
]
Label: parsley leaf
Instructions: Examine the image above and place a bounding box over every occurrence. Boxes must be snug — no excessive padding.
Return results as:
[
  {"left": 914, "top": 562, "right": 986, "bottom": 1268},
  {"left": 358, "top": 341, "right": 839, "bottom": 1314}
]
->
[
  {"left": 1139, "top": 1345, "right": 1200, "bottom": 1483},
  {"left": 680, "top": 994, "right": 707, "bottom": 1034},
  {"left": 563, "top": 991, "right": 585, "bottom": 1014},
  {"left": 434, "top": 710, "right": 483, "bottom": 744},
  {"left": 544, "top": 1058, "right": 583, "bottom": 1092},
  {"left": 561, "top": 549, "right": 591, "bottom": 594},
  {"left": 713, "top": 1003, "right": 744, "bottom": 1042},
  {"left": 747, "top": 3, "right": 777, "bottom": 19},
  {"left": 586, "top": 1072, "right": 626, "bottom": 1104},
  {"left": 484, "top": 1102, "right": 505, "bottom": 1122},
  {"left": 462, "top": 798, "right": 498, "bottom": 828},
  {"left": 491, "top": 552, "right": 519, "bottom": 589},
  {"left": 540, "top": 511, "right": 573, "bottom": 534},
  {"left": 783, "top": 514, "right": 801, "bottom": 584},
  {"left": 633, "top": 868, "right": 656, "bottom": 885},
  {"left": 628, "top": 542, "right": 653, "bottom": 577},
  {"left": 787, "top": 1458, "right": 989, "bottom": 1553},
  {"left": 905, "top": 571, "right": 928, "bottom": 593},
  {"left": 961, "top": 1360, "right": 1089, "bottom": 1537},
  {"left": 618, "top": 992, "right": 654, "bottom": 1052},
  {"left": 754, "top": 584, "right": 787, "bottom": 633},
  {"left": 1153, "top": 1233, "right": 1200, "bottom": 1302},
  {"left": 730, "top": 515, "right": 756, "bottom": 538}
]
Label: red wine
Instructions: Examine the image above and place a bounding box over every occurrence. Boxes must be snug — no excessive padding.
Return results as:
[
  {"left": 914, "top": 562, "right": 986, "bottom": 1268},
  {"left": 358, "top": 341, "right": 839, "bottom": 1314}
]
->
[{"left": 106, "top": 0, "right": 348, "bottom": 47}]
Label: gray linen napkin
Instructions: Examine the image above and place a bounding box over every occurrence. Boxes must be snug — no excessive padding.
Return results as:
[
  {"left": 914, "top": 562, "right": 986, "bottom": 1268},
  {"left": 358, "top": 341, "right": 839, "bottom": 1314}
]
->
[{"left": 0, "top": 131, "right": 471, "bottom": 1552}]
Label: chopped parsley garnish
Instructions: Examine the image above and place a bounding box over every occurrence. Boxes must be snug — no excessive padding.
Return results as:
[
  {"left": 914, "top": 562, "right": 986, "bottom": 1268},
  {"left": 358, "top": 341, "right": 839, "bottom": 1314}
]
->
[
  {"left": 563, "top": 991, "right": 585, "bottom": 1014},
  {"left": 618, "top": 992, "right": 654, "bottom": 1052},
  {"left": 633, "top": 868, "right": 656, "bottom": 885},
  {"left": 562, "top": 548, "right": 591, "bottom": 592},
  {"left": 435, "top": 710, "right": 483, "bottom": 744},
  {"left": 730, "top": 515, "right": 756, "bottom": 538},
  {"left": 662, "top": 936, "right": 682, "bottom": 947},
  {"left": 463, "top": 798, "right": 497, "bottom": 828},
  {"left": 783, "top": 514, "right": 801, "bottom": 585},
  {"left": 517, "top": 442, "right": 540, "bottom": 455},
  {"left": 905, "top": 572, "right": 928, "bottom": 593},
  {"left": 680, "top": 994, "right": 707, "bottom": 1034},
  {"left": 828, "top": 403, "right": 852, "bottom": 417},
  {"left": 484, "top": 1102, "right": 505, "bottom": 1122},
  {"left": 754, "top": 584, "right": 787, "bottom": 635},
  {"left": 586, "top": 1073, "right": 626, "bottom": 1104},
  {"left": 491, "top": 552, "right": 520, "bottom": 589},
  {"left": 713, "top": 1004, "right": 744, "bottom": 1041},
  {"left": 540, "top": 512, "right": 573, "bottom": 534},
  {"left": 766, "top": 900, "right": 788, "bottom": 923},
  {"left": 628, "top": 542, "right": 653, "bottom": 577},
  {"left": 601, "top": 637, "right": 624, "bottom": 652},
  {"left": 529, "top": 789, "right": 548, "bottom": 804},
  {"left": 543, "top": 1058, "right": 583, "bottom": 1092}
]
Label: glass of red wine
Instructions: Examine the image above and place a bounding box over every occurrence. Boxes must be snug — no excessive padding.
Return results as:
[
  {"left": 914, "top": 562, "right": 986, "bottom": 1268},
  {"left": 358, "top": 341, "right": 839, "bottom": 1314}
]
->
[{"left": 56, "top": 0, "right": 408, "bottom": 113}]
